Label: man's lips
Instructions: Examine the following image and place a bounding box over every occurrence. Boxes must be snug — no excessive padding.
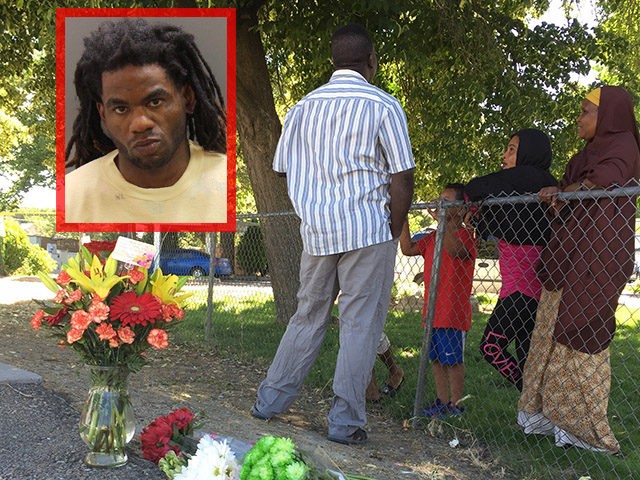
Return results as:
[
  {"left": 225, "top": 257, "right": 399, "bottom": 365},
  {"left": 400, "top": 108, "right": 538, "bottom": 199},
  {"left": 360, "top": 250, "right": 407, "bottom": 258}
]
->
[
  {"left": 132, "top": 138, "right": 161, "bottom": 148},
  {"left": 131, "top": 138, "right": 161, "bottom": 154}
]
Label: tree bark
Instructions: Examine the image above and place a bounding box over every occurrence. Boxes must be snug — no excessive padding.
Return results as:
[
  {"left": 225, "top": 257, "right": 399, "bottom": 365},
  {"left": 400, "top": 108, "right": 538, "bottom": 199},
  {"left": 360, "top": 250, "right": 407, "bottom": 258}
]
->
[{"left": 236, "top": 4, "right": 301, "bottom": 323}]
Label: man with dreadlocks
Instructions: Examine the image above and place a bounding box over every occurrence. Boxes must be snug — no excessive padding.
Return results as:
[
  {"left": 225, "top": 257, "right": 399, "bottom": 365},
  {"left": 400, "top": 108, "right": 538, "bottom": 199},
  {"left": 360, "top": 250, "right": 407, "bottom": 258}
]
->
[{"left": 64, "top": 18, "right": 227, "bottom": 224}]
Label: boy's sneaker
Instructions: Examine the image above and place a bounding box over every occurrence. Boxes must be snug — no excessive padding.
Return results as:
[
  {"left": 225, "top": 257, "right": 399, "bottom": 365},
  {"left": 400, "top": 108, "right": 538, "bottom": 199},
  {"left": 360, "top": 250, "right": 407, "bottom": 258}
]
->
[
  {"left": 421, "top": 398, "right": 448, "bottom": 418},
  {"left": 446, "top": 402, "right": 464, "bottom": 416}
]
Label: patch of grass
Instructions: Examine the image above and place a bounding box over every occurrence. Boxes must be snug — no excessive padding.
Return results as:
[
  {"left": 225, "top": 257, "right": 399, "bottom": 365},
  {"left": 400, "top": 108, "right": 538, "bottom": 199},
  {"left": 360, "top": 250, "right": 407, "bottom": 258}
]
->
[{"left": 173, "top": 288, "right": 640, "bottom": 480}]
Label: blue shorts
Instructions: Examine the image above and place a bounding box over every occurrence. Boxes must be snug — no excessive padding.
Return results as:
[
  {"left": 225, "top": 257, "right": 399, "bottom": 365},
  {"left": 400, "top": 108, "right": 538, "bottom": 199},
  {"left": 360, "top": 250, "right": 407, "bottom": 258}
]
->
[{"left": 429, "top": 328, "right": 466, "bottom": 365}]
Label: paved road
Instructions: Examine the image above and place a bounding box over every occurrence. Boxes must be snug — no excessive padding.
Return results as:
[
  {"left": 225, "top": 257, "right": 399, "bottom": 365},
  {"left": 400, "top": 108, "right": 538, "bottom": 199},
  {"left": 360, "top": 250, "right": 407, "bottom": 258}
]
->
[{"left": 0, "top": 364, "right": 163, "bottom": 479}]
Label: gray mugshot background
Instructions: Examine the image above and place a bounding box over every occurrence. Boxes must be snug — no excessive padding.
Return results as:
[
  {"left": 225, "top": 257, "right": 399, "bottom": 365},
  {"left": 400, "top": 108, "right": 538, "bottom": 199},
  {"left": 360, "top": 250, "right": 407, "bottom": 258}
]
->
[{"left": 63, "top": 15, "right": 228, "bottom": 156}]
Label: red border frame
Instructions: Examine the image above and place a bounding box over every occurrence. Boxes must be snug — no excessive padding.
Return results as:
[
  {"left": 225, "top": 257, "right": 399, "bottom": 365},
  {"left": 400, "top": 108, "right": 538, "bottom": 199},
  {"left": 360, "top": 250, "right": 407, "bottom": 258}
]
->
[{"left": 55, "top": 8, "right": 236, "bottom": 233}]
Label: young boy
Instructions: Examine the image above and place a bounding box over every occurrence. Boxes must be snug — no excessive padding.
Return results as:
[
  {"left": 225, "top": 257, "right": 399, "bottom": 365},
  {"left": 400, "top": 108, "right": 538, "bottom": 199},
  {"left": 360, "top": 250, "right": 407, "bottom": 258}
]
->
[{"left": 400, "top": 183, "right": 477, "bottom": 417}]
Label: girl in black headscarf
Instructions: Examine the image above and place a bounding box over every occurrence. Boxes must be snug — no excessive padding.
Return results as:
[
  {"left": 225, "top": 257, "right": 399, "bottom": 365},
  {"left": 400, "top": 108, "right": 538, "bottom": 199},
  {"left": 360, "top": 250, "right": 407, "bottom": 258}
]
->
[{"left": 465, "top": 129, "right": 556, "bottom": 390}]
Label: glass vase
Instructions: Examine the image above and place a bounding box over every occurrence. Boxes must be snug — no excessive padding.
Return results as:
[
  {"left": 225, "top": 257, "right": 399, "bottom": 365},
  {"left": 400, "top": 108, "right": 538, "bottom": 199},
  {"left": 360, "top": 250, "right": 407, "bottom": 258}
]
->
[{"left": 79, "top": 365, "right": 136, "bottom": 467}]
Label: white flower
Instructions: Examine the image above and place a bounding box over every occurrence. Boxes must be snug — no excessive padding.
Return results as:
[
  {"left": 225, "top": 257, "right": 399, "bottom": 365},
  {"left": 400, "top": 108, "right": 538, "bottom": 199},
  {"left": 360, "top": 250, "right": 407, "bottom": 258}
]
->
[{"left": 174, "top": 435, "right": 240, "bottom": 480}]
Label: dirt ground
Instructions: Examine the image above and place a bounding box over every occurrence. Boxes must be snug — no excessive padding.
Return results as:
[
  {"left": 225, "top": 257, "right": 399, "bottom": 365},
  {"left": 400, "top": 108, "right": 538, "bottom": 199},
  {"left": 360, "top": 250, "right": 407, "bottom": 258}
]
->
[{"left": 0, "top": 276, "right": 513, "bottom": 480}]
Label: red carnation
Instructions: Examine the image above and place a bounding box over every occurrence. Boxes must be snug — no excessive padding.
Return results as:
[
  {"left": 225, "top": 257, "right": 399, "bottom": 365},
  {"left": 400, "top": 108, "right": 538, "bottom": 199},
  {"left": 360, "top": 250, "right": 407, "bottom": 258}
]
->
[
  {"left": 166, "top": 408, "right": 195, "bottom": 432},
  {"left": 140, "top": 417, "right": 178, "bottom": 463},
  {"left": 110, "top": 292, "right": 162, "bottom": 327},
  {"left": 44, "top": 308, "right": 69, "bottom": 326}
]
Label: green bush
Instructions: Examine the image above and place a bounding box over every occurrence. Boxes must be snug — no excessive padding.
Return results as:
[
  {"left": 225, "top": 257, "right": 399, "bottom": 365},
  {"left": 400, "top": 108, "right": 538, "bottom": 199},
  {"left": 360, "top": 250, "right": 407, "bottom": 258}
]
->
[
  {"left": 237, "top": 225, "right": 268, "bottom": 276},
  {"left": 2, "top": 218, "right": 56, "bottom": 275}
]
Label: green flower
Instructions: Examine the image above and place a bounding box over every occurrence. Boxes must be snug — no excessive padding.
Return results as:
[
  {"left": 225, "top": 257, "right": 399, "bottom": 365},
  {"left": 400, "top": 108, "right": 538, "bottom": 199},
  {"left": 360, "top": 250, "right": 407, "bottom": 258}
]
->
[
  {"left": 270, "top": 449, "right": 295, "bottom": 467},
  {"left": 242, "top": 447, "right": 261, "bottom": 467},
  {"left": 257, "top": 435, "right": 277, "bottom": 452},
  {"left": 285, "top": 461, "right": 309, "bottom": 480},
  {"left": 271, "top": 437, "right": 296, "bottom": 456},
  {"left": 249, "top": 462, "right": 274, "bottom": 480}
]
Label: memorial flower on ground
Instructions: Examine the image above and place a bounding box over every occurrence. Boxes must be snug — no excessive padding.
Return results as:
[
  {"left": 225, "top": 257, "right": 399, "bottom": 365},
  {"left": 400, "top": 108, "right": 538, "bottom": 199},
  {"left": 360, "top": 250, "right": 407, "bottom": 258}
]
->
[
  {"left": 144, "top": 412, "right": 381, "bottom": 480},
  {"left": 30, "top": 246, "right": 192, "bottom": 372}
]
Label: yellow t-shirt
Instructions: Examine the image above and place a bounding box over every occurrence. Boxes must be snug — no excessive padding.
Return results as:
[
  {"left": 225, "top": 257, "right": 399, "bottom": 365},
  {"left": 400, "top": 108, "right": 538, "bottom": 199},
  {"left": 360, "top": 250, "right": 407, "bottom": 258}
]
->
[{"left": 65, "top": 142, "right": 227, "bottom": 224}]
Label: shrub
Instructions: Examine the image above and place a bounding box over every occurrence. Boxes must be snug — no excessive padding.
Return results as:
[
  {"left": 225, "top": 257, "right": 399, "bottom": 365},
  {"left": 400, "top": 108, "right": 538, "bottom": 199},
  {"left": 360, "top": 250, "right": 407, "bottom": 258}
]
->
[
  {"left": 237, "top": 225, "right": 268, "bottom": 276},
  {"left": 2, "top": 218, "right": 56, "bottom": 275}
]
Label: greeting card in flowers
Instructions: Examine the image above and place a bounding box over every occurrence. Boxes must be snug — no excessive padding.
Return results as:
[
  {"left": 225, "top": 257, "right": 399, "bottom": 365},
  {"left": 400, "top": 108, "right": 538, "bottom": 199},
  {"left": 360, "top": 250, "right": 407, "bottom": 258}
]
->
[{"left": 111, "top": 237, "right": 157, "bottom": 269}]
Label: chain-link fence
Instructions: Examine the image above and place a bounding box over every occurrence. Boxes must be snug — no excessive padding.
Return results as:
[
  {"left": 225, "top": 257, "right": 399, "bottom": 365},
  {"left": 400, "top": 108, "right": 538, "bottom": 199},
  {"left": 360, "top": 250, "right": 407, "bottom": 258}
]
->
[
  {"left": 399, "top": 186, "right": 640, "bottom": 480},
  {"left": 7, "top": 187, "right": 640, "bottom": 478}
]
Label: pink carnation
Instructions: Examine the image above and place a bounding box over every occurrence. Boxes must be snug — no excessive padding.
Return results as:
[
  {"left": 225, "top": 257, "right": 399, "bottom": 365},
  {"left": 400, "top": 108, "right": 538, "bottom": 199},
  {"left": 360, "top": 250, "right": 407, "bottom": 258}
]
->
[
  {"left": 161, "top": 303, "right": 184, "bottom": 322},
  {"left": 147, "top": 328, "right": 169, "bottom": 349},
  {"left": 88, "top": 302, "right": 109, "bottom": 323},
  {"left": 56, "top": 270, "right": 72, "bottom": 286},
  {"left": 70, "top": 310, "right": 92, "bottom": 331},
  {"left": 66, "top": 328, "right": 83, "bottom": 344},
  {"left": 117, "top": 326, "right": 135, "bottom": 344},
  {"left": 31, "top": 310, "right": 45, "bottom": 330},
  {"left": 66, "top": 289, "right": 83, "bottom": 304},
  {"left": 53, "top": 289, "right": 66, "bottom": 304},
  {"left": 129, "top": 269, "right": 145, "bottom": 285},
  {"left": 95, "top": 322, "right": 117, "bottom": 341}
]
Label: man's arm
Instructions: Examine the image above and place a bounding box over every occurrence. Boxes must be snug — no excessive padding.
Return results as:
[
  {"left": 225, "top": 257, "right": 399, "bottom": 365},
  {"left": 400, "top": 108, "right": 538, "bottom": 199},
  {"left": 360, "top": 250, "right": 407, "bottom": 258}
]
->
[{"left": 389, "top": 168, "right": 415, "bottom": 239}]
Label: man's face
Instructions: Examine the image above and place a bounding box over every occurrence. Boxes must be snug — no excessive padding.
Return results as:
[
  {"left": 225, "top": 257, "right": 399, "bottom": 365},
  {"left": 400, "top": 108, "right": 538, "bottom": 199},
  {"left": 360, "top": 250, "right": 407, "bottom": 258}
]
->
[{"left": 97, "top": 64, "right": 195, "bottom": 171}]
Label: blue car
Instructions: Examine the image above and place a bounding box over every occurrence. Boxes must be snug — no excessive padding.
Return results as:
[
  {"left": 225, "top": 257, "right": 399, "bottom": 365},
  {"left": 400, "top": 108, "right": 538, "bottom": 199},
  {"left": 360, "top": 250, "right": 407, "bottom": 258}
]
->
[{"left": 158, "top": 249, "right": 232, "bottom": 278}]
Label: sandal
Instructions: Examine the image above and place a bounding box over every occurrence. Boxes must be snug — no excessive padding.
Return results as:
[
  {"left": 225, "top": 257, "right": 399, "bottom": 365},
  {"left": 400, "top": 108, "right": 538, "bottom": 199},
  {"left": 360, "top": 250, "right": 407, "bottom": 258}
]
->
[
  {"left": 379, "top": 376, "right": 404, "bottom": 397},
  {"left": 327, "top": 427, "right": 368, "bottom": 445}
]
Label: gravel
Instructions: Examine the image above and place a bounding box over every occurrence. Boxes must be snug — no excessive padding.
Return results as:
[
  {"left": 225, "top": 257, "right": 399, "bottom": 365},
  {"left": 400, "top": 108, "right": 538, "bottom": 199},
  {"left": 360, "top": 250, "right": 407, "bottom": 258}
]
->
[{"left": 0, "top": 383, "right": 163, "bottom": 480}]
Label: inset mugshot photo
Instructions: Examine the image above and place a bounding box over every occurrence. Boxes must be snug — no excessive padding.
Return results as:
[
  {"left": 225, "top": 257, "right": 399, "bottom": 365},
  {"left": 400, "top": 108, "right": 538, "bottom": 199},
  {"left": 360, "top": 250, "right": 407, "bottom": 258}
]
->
[{"left": 56, "top": 8, "right": 236, "bottom": 232}]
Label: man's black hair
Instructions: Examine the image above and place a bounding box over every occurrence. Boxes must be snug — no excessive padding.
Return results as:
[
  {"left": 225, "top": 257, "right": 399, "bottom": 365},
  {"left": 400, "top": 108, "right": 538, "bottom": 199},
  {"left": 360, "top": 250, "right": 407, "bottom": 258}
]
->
[
  {"left": 445, "top": 182, "right": 466, "bottom": 201},
  {"left": 66, "top": 18, "right": 226, "bottom": 168},
  {"left": 331, "top": 24, "right": 374, "bottom": 69}
]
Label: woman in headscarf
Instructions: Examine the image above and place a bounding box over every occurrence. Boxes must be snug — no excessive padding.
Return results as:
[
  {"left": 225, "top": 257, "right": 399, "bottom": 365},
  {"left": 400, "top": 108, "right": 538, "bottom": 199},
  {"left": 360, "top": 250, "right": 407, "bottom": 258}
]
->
[
  {"left": 517, "top": 86, "right": 640, "bottom": 455},
  {"left": 465, "top": 129, "right": 557, "bottom": 391}
]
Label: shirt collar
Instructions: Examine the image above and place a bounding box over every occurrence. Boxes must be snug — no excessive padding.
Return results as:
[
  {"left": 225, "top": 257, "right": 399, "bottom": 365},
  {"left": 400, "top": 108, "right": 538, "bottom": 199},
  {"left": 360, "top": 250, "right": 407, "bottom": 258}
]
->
[{"left": 330, "top": 69, "right": 368, "bottom": 83}]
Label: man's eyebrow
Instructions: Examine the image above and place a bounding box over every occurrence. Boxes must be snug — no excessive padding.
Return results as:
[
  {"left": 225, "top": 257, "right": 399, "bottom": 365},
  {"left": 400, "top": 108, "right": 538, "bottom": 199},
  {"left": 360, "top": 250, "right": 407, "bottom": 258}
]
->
[
  {"left": 102, "top": 88, "right": 171, "bottom": 108},
  {"left": 104, "top": 97, "right": 128, "bottom": 108},
  {"left": 143, "top": 88, "right": 170, "bottom": 102}
]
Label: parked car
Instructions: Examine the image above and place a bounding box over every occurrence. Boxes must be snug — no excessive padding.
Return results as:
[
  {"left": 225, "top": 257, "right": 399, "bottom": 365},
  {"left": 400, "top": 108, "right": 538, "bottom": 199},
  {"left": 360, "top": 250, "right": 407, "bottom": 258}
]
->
[{"left": 158, "top": 249, "right": 232, "bottom": 278}]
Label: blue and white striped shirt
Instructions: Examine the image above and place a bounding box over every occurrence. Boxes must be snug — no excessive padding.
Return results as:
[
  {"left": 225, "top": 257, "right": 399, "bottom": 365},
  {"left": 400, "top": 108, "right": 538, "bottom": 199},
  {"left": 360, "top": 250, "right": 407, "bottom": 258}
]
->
[{"left": 273, "top": 69, "right": 415, "bottom": 256}]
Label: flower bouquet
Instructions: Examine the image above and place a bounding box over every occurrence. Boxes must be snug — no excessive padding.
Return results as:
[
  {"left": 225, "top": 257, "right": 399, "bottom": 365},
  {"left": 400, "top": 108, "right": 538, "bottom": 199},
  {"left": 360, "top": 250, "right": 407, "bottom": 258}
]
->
[
  {"left": 31, "top": 239, "right": 192, "bottom": 467},
  {"left": 143, "top": 409, "right": 379, "bottom": 480},
  {"left": 240, "top": 436, "right": 376, "bottom": 480},
  {"left": 142, "top": 408, "right": 245, "bottom": 479}
]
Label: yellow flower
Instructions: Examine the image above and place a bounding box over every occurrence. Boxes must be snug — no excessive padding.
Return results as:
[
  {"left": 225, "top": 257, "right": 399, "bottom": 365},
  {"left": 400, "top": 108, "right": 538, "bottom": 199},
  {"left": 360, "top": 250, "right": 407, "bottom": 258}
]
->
[
  {"left": 64, "top": 254, "right": 125, "bottom": 299},
  {"left": 150, "top": 269, "right": 192, "bottom": 307}
]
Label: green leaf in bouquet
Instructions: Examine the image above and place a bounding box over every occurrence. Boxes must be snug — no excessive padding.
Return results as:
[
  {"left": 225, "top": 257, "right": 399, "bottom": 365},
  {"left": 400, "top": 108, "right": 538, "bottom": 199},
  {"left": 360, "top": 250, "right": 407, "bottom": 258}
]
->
[
  {"left": 158, "top": 450, "right": 186, "bottom": 479},
  {"left": 36, "top": 272, "right": 59, "bottom": 293}
]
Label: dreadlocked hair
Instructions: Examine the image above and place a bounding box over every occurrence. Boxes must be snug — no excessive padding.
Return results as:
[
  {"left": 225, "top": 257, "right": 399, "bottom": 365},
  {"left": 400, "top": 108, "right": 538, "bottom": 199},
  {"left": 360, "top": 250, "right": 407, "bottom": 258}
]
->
[{"left": 66, "top": 18, "right": 226, "bottom": 168}]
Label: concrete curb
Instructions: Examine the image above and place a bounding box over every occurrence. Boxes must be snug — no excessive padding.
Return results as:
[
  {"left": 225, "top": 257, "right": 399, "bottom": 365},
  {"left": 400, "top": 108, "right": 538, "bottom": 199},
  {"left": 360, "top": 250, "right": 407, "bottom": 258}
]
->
[{"left": 0, "top": 362, "right": 42, "bottom": 385}]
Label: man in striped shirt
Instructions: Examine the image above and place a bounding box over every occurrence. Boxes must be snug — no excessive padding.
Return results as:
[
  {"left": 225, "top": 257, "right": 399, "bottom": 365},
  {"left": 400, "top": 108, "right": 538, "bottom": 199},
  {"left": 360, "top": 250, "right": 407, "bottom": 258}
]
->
[{"left": 252, "top": 24, "right": 415, "bottom": 445}]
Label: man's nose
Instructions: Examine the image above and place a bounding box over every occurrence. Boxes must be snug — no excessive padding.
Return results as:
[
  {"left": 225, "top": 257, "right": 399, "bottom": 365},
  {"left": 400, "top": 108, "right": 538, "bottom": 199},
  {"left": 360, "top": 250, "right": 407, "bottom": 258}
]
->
[{"left": 130, "top": 108, "right": 155, "bottom": 132}]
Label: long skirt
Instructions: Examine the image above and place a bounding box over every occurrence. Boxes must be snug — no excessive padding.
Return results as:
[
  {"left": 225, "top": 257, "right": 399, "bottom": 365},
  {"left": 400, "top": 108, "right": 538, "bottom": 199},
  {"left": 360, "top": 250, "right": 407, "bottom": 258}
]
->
[{"left": 517, "top": 288, "right": 620, "bottom": 454}]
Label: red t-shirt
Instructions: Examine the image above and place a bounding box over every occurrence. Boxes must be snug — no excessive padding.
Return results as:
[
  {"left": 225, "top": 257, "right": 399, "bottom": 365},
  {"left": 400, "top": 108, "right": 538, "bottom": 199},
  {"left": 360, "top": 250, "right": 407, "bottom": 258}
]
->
[{"left": 418, "top": 227, "right": 477, "bottom": 331}]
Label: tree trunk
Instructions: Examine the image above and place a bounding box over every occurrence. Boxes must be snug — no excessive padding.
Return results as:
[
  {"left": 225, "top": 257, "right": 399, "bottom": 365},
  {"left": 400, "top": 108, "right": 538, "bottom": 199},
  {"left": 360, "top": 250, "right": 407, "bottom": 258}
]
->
[
  {"left": 219, "top": 231, "right": 235, "bottom": 270},
  {"left": 236, "top": 5, "right": 302, "bottom": 323}
]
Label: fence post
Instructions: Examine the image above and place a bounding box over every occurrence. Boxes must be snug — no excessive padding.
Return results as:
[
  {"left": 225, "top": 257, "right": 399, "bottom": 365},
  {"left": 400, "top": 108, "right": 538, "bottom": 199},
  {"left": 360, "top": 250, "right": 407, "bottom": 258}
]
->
[
  {"left": 205, "top": 232, "right": 217, "bottom": 341},
  {"left": 412, "top": 205, "right": 448, "bottom": 425},
  {"left": 153, "top": 232, "right": 161, "bottom": 272}
]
